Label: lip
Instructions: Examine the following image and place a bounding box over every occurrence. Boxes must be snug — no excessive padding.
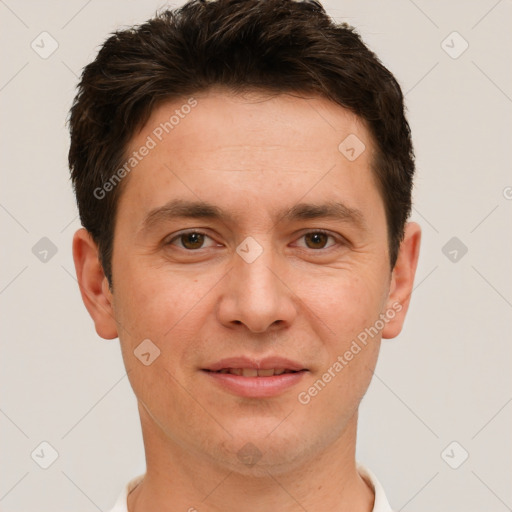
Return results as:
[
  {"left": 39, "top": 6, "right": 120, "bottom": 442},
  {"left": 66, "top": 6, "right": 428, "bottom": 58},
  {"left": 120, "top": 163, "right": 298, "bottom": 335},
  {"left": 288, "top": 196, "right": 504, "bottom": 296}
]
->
[
  {"left": 202, "top": 356, "right": 308, "bottom": 398},
  {"left": 203, "top": 370, "right": 307, "bottom": 398},
  {"left": 204, "top": 356, "right": 307, "bottom": 372}
]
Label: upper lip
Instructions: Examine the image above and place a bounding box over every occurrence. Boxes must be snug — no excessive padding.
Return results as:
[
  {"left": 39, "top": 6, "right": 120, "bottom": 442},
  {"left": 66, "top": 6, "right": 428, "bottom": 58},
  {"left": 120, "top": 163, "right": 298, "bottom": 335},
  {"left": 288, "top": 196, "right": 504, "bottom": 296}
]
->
[{"left": 204, "top": 356, "right": 307, "bottom": 372}]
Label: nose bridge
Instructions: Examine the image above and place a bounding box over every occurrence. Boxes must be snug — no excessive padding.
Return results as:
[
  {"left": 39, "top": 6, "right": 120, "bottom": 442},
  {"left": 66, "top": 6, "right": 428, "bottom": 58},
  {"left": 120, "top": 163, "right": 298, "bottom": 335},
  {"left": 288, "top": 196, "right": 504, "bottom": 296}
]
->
[
  {"left": 238, "top": 242, "right": 278, "bottom": 298},
  {"left": 218, "top": 235, "right": 297, "bottom": 333}
]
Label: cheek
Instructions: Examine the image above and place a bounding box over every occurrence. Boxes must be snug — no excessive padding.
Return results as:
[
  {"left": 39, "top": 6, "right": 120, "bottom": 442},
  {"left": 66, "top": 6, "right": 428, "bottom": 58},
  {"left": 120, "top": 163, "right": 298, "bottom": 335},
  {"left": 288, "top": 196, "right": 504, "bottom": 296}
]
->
[
  {"left": 112, "top": 262, "right": 204, "bottom": 414},
  {"left": 295, "top": 272, "right": 384, "bottom": 410},
  {"left": 113, "top": 255, "right": 191, "bottom": 337},
  {"left": 112, "top": 257, "right": 219, "bottom": 380},
  {"left": 299, "top": 266, "right": 387, "bottom": 341},
  {"left": 296, "top": 265, "right": 386, "bottom": 403}
]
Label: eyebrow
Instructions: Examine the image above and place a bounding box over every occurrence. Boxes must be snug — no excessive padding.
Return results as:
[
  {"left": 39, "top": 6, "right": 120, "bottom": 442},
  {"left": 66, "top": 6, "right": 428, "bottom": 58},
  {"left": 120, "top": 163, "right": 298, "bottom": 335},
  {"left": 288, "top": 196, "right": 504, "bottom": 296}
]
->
[{"left": 139, "top": 198, "right": 366, "bottom": 234}]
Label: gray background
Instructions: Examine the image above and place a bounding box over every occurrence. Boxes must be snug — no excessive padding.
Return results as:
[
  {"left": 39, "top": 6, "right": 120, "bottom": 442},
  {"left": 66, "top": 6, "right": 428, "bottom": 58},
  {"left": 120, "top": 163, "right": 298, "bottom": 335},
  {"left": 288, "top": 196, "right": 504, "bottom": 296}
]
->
[{"left": 1, "top": 0, "right": 511, "bottom": 511}]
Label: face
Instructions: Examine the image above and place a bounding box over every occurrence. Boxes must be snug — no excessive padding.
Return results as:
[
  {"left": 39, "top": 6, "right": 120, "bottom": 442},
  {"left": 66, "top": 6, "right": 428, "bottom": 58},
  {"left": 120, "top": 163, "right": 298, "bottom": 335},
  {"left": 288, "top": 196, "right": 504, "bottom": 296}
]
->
[{"left": 73, "top": 88, "right": 420, "bottom": 475}]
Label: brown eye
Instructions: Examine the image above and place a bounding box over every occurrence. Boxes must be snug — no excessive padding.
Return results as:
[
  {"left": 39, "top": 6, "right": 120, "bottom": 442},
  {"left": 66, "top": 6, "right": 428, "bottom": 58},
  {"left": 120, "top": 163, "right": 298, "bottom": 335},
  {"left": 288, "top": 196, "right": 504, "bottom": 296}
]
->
[
  {"left": 166, "top": 230, "right": 220, "bottom": 252},
  {"left": 303, "top": 232, "right": 330, "bottom": 249},
  {"left": 179, "top": 232, "right": 205, "bottom": 250},
  {"left": 166, "top": 231, "right": 209, "bottom": 250}
]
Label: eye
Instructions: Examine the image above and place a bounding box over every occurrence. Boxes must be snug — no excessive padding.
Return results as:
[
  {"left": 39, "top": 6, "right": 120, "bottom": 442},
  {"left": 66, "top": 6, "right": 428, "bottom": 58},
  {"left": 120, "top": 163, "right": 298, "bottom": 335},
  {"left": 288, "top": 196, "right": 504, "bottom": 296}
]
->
[
  {"left": 166, "top": 230, "right": 218, "bottom": 250},
  {"left": 165, "top": 229, "right": 343, "bottom": 252},
  {"left": 294, "top": 230, "right": 341, "bottom": 250}
]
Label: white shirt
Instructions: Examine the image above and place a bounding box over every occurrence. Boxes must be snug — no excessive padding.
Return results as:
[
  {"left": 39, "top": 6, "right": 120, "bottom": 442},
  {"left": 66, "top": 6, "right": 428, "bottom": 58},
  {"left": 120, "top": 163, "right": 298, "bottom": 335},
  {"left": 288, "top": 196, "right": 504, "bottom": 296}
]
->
[{"left": 108, "top": 462, "right": 393, "bottom": 512}]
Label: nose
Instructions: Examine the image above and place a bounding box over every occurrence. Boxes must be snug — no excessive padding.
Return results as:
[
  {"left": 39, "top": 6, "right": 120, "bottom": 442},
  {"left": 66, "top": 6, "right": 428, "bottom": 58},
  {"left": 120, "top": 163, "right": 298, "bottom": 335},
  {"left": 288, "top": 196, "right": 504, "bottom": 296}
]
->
[{"left": 216, "top": 241, "right": 298, "bottom": 334}]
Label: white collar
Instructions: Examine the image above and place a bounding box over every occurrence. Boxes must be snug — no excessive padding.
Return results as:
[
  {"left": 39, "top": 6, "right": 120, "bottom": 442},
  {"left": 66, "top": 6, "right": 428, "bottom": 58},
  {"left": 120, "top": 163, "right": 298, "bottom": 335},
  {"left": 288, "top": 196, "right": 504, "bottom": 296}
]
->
[
  {"left": 357, "top": 462, "right": 394, "bottom": 512},
  {"left": 109, "top": 462, "right": 393, "bottom": 512}
]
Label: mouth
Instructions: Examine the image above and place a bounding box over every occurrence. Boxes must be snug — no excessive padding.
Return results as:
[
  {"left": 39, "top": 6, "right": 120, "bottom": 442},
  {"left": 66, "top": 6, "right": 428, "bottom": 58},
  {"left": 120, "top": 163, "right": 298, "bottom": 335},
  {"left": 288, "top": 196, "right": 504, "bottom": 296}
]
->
[
  {"left": 201, "top": 357, "right": 308, "bottom": 397},
  {"left": 203, "top": 356, "right": 307, "bottom": 373},
  {"left": 203, "top": 368, "right": 302, "bottom": 377}
]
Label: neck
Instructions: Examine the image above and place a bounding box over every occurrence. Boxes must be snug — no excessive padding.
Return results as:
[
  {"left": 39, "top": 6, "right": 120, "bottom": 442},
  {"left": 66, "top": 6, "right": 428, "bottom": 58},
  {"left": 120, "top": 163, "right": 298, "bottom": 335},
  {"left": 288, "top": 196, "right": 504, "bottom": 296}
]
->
[{"left": 128, "top": 405, "right": 374, "bottom": 512}]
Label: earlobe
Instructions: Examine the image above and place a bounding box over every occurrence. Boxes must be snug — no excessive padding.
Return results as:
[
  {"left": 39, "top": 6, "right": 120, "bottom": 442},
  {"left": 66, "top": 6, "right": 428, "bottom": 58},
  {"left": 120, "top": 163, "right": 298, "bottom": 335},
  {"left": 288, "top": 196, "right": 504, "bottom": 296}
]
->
[
  {"left": 381, "top": 222, "right": 421, "bottom": 339},
  {"left": 72, "top": 228, "right": 118, "bottom": 340}
]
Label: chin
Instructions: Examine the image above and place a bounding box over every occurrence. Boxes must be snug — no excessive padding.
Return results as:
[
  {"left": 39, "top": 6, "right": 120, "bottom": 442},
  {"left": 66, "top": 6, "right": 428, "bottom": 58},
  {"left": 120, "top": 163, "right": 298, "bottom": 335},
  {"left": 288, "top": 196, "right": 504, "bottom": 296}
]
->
[{"left": 205, "top": 429, "right": 312, "bottom": 477}]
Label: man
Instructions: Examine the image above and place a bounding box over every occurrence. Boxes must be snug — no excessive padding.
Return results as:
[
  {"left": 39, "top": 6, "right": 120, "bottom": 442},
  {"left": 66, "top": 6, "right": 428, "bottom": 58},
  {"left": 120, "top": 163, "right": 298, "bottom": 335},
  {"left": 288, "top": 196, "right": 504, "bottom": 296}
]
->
[{"left": 69, "top": 0, "right": 421, "bottom": 510}]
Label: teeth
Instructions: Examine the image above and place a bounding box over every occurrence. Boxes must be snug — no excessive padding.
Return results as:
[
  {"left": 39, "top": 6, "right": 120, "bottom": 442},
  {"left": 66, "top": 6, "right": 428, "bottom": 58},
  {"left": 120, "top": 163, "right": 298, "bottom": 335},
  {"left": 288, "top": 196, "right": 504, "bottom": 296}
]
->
[
  {"left": 257, "top": 368, "right": 276, "bottom": 377},
  {"left": 215, "top": 368, "right": 296, "bottom": 377}
]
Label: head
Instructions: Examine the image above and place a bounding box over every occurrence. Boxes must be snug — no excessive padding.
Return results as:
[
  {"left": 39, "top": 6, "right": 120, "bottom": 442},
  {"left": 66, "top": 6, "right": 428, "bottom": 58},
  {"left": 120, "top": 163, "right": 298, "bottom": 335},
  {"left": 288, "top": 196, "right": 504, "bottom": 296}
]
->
[{"left": 70, "top": 0, "right": 420, "bottom": 475}]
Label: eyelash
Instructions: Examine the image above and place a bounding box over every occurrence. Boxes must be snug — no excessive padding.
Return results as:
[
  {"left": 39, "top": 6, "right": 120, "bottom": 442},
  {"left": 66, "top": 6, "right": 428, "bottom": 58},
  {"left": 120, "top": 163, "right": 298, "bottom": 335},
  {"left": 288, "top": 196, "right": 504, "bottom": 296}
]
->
[{"left": 165, "top": 229, "right": 344, "bottom": 252}]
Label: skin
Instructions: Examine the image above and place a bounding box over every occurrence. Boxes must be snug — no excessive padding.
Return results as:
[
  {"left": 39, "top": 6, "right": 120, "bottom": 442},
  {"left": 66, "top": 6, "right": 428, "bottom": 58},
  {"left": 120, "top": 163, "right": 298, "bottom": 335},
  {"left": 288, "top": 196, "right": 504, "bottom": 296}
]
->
[{"left": 73, "top": 87, "right": 421, "bottom": 512}]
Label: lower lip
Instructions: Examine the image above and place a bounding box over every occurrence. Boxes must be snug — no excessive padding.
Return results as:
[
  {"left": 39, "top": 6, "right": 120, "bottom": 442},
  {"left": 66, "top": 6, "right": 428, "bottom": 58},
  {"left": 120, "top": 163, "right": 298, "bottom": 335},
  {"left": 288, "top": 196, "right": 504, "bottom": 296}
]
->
[{"left": 202, "top": 370, "right": 307, "bottom": 398}]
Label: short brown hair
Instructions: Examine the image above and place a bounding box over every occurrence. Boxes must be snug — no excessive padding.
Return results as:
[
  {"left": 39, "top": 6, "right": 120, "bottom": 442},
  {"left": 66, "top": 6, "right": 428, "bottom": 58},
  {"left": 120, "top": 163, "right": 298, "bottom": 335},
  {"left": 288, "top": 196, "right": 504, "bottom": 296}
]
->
[{"left": 68, "top": 0, "right": 415, "bottom": 287}]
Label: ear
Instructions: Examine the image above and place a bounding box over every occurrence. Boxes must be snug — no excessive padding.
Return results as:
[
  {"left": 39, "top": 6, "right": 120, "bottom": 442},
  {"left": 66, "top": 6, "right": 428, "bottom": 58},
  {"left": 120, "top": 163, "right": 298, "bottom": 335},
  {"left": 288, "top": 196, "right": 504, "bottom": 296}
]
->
[
  {"left": 381, "top": 222, "right": 421, "bottom": 339},
  {"left": 72, "top": 228, "right": 118, "bottom": 340}
]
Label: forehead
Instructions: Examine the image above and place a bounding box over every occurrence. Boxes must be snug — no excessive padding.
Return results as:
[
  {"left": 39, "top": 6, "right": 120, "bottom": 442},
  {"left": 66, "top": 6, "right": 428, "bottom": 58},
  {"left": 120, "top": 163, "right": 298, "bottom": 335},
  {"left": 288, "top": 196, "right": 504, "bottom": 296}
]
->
[
  {"left": 116, "top": 89, "right": 383, "bottom": 231},
  {"left": 139, "top": 88, "right": 371, "bottom": 159}
]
